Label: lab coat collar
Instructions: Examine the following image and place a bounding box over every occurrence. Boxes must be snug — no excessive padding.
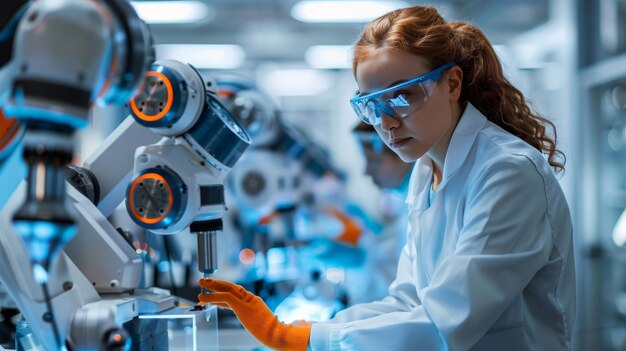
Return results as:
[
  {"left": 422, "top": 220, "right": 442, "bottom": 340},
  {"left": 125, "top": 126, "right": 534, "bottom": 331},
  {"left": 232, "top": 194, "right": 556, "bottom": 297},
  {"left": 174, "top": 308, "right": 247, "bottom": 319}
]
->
[
  {"left": 440, "top": 103, "right": 487, "bottom": 188},
  {"left": 406, "top": 103, "right": 487, "bottom": 208},
  {"left": 406, "top": 155, "right": 433, "bottom": 208}
]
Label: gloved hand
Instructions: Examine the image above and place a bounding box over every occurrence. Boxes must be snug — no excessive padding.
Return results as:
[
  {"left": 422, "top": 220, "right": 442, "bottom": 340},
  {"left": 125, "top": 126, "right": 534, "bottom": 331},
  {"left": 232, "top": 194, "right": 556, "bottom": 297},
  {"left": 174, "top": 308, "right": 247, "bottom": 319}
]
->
[
  {"left": 198, "top": 279, "right": 311, "bottom": 351},
  {"left": 328, "top": 207, "right": 362, "bottom": 246}
]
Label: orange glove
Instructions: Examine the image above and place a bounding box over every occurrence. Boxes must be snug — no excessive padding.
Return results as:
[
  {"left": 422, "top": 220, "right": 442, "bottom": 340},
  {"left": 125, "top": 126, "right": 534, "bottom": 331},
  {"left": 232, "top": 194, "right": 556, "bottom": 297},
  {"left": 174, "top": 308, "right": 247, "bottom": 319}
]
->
[
  {"left": 328, "top": 208, "right": 362, "bottom": 246},
  {"left": 198, "top": 279, "right": 311, "bottom": 351}
]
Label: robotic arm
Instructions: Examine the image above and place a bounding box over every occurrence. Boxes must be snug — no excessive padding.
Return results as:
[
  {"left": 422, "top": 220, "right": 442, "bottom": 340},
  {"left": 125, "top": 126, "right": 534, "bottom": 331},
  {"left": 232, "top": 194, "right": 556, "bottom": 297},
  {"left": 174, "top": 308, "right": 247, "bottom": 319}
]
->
[
  {"left": 124, "top": 60, "right": 251, "bottom": 280},
  {"left": 62, "top": 59, "right": 251, "bottom": 298},
  {"left": 67, "top": 60, "right": 252, "bottom": 293}
]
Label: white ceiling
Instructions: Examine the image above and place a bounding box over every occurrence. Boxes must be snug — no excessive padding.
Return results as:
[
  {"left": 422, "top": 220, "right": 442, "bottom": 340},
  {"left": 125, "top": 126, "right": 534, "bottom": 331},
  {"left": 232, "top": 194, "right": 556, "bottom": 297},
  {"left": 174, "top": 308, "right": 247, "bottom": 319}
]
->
[{"left": 144, "top": 0, "right": 550, "bottom": 71}]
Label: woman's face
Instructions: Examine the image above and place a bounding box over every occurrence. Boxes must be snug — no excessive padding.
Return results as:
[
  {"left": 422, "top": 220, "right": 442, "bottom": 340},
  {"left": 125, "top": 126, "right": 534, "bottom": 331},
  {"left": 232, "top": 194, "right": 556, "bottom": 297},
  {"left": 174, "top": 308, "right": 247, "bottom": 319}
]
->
[{"left": 355, "top": 49, "right": 460, "bottom": 163}]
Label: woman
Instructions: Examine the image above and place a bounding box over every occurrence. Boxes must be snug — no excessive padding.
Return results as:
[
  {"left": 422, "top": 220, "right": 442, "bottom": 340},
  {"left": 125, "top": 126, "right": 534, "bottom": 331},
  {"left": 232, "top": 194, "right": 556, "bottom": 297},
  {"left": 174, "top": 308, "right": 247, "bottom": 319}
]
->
[{"left": 198, "top": 6, "right": 575, "bottom": 351}]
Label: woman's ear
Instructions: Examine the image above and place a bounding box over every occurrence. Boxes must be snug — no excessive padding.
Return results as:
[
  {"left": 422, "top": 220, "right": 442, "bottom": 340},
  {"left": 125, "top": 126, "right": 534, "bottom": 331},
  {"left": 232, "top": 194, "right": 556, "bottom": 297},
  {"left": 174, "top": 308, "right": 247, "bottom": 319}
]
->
[{"left": 446, "top": 66, "right": 463, "bottom": 102}]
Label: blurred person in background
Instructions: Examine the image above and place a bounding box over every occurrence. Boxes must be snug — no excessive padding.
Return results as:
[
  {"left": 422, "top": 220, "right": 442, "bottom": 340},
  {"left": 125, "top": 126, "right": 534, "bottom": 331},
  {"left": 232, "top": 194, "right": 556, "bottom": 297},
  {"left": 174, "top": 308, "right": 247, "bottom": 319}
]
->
[{"left": 340, "top": 121, "right": 413, "bottom": 304}]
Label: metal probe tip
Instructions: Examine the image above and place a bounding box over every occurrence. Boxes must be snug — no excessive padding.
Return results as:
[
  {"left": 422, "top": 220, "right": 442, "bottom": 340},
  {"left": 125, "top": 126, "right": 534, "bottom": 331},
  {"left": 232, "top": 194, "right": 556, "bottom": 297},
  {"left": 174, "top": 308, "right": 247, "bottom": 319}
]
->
[
  {"left": 195, "top": 272, "right": 212, "bottom": 310},
  {"left": 200, "top": 271, "right": 212, "bottom": 295}
]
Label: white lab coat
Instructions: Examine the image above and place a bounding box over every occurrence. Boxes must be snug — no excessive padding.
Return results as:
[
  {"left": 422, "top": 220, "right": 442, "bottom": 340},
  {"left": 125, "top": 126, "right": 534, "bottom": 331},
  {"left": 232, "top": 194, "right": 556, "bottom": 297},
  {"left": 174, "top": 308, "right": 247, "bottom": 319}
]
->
[{"left": 309, "top": 104, "right": 575, "bottom": 351}]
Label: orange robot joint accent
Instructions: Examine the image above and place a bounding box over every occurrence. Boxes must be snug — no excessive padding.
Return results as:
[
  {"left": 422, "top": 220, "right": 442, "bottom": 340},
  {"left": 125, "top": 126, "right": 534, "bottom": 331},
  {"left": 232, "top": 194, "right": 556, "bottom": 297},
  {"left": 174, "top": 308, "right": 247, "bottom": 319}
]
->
[
  {"left": 129, "top": 173, "right": 174, "bottom": 225},
  {"left": 130, "top": 71, "right": 175, "bottom": 123}
]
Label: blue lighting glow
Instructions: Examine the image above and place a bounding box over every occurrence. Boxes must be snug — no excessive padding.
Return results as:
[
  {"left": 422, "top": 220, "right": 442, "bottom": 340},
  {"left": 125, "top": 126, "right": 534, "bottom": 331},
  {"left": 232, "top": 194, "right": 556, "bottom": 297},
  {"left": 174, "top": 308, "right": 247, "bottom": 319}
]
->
[
  {"left": 59, "top": 225, "right": 77, "bottom": 244},
  {"left": 32, "top": 263, "right": 49, "bottom": 284},
  {"left": 14, "top": 220, "right": 77, "bottom": 268},
  {"left": 157, "top": 261, "right": 172, "bottom": 272},
  {"left": 274, "top": 291, "right": 342, "bottom": 324},
  {"left": 0, "top": 142, "right": 26, "bottom": 210},
  {"left": 3, "top": 105, "right": 88, "bottom": 130},
  {"left": 33, "top": 222, "right": 55, "bottom": 240},
  {"left": 31, "top": 241, "right": 49, "bottom": 263},
  {"left": 267, "top": 247, "right": 287, "bottom": 266},
  {"left": 13, "top": 221, "right": 31, "bottom": 238}
]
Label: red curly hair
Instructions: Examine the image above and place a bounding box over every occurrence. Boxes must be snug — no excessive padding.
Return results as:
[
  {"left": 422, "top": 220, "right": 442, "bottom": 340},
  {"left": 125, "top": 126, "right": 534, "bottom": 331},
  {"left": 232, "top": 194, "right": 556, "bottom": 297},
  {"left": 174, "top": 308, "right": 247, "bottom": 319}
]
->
[{"left": 352, "top": 6, "right": 565, "bottom": 173}]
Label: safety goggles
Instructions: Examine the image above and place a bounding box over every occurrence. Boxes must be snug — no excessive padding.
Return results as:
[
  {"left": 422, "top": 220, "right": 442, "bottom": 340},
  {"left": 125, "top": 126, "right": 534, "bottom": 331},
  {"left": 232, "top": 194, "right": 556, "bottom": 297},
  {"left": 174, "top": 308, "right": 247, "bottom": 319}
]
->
[{"left": 350, "top": 61, "right": 456, "bottom": 126}]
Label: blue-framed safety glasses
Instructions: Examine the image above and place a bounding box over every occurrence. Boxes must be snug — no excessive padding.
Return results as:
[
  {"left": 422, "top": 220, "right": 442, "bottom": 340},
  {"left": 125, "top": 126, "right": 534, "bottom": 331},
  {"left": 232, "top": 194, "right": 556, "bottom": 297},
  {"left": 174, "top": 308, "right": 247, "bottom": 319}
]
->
[{"left": 350, "top": 61, "right": 456, "bottom": 125}]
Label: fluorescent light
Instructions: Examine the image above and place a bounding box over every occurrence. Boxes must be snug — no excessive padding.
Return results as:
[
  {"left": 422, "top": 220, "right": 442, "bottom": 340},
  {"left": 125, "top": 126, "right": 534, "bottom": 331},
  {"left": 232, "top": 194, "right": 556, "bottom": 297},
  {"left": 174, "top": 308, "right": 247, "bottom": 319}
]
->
[
  {"left": 305, "top": 45, "right": 352, "bottom": 69},
  {"left": 155, "top": 44, "right": 245, "bottom": 69},
  {"left": 261, "top": 69, "right": 331, "bottom": 96},
  {"left": 131, "top": 1, "right": 212, "bottom": 24},
  {"left": 291, "top": 1, "right": 409, "bottom": 23}
]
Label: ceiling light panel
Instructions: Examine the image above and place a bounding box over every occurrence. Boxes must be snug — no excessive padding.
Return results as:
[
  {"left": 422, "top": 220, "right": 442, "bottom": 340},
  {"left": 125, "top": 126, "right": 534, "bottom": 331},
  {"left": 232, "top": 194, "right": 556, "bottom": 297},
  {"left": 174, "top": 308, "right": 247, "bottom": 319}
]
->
[
  {"left": 131, "top": 1, "right": 213, "bottom": 24},
  {"left": 292, "top": 1, "right": 409, "bottom": 23}
]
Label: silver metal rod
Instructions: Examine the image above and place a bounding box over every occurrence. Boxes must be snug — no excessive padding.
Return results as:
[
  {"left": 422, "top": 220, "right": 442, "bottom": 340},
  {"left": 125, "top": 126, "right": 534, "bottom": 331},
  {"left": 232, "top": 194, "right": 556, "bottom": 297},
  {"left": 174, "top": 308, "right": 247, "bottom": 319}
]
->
[
  {"left": 197, "top": 231, "right": 218, "bottom": 274},
  {"left": 197, "top": 231, "right": 218, "bottom": 295}
]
